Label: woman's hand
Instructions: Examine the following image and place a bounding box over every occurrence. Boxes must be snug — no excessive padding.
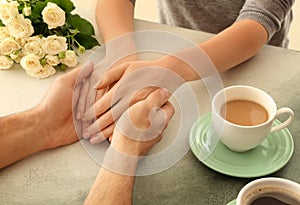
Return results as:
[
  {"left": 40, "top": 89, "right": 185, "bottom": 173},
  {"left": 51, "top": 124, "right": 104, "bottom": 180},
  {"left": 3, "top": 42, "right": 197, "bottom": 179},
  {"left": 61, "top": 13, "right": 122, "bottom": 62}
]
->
[{"left": 82, "top": 58, "right": 185, "bottom": 144}]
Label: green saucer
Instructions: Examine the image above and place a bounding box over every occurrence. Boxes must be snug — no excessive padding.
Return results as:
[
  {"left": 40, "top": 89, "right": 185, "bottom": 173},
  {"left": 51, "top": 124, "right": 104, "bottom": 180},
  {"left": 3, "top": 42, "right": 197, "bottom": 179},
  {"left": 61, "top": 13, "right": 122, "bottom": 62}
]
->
[
  {"left": 189, "top": 112, "right": 294, "bottom": 178},
  {"left": 226, "top": 199, "right": 236, "bottom": 205}
]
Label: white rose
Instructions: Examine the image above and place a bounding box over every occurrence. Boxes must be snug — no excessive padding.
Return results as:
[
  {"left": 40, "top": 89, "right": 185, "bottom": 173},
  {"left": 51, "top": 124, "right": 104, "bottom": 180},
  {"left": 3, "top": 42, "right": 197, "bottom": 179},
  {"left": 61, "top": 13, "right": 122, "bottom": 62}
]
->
[
  {"left": 60, "top": 50, "right": 78, "bottom": 67},
  {"left": 0, "top": 27, "right": 10, "bottom": 41},
  {"left": 20, "top": 54, "right": 42, "bottom": 74},
  {"left": 0, "top": 37, "right": 20, "bottom": 55},
  {"left": 43, "top": 35, "right": 67, "bottom": 55},
  {"left": 15, "top": 37, "right": 26, "bottom": 47},
  {"left": 0, "top": 55, "right": 13, "bottom": 70},
  {"left": 10, "top": 50, "right": 23, "bottom": 63},
  {"left": 45, "top": 55, "right": 59, "bottom": 66},
  {"left": 23, "top": 36, "right": 45, "bottom": 58},
  {"left": 42, "top": 2, "right": 65, "bottom": 29},
  {"left": 7, "top": 14, "right": 34, "bottom": 39},
  {"left": 27, "top": 64, "right": 56, "bottom": 79},
  {"left": 0, "top": 1, "right": 19, "bottom": 25},
  {"left": 23, "top": 7, "right": 31, "bottom": 17}
]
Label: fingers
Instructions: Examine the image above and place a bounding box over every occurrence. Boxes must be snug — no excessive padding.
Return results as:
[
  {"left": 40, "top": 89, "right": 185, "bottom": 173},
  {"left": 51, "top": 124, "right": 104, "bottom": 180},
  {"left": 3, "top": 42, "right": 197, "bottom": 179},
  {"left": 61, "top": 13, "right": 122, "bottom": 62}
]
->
[
  {"left": 83, "top": 109, "right": 116, "bottom": 139},
  {"left": 76, "top": 78, "right": 90, "bottom": 119},
  {"left": 161, "top": 101, "right": 175, "bottom": 127},
  {"left": 89, "top": 124, "right": 115, "bottom": 144},
  {"left": 75, "top": 61, "right": 94, "bottom": 87},
  {"left": 95, "top": 87, "right": 108, "bottom": 101},
  {"left": 73, "top": 61, "right": 94, "bottom": 119},
  {"left": 129, "top": 87, "right": 158, "bottom": 106},
  {"left": 83, "top": 86, "right": 117, "bottom": 122},
  {"left": 145, "top": 88, "right": 171, "bottom": 109},
  {"left": 96, "top": 62, "right": 128, "bottom": 89}
]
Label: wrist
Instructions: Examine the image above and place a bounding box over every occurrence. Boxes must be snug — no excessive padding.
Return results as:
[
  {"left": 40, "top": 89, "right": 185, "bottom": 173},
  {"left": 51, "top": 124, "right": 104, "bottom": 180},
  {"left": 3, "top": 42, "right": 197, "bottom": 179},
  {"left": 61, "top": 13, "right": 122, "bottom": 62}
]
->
[
  {"left": 157, "top": 54, "right": 200, "bottom": 82},
  {"left": 111, "top": 131, "right": 143, "bottom": 156},
  {"left": 30, "top": 107, "right": 50, "bottom": 150},
  {"left": 103, "top": 146, "right": 140, "bottom": 176},
  {"left": 0, "top": 108, "right": 49, "bottom": 168},
  {"left": 157, "top": 45, "right": 218, "bottom": 81},
  {"left": 31, "top": 106, "right": 53, "bottom": 150},
  {"left": 106, "top": 34, "right": 137, "bottom": 61}
]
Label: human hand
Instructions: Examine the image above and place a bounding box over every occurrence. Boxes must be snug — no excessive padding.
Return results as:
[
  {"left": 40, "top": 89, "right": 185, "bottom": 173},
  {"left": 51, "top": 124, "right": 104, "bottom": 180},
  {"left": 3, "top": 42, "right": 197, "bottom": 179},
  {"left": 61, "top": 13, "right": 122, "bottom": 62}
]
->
[
  {"left": 82, "top": 59, "right": 184, "bottom": 144},
  {"left": 110, "top": 88, "right": 175, "bottom": 156},
  {"left": 36, "top": 63, "right": 93, "bottom": 149},
  {"left": 73, "top": 40, "right": 138, "bottom": 142},
  {"left": 101, "top": 88, "right": 174, "bottom": 175}
]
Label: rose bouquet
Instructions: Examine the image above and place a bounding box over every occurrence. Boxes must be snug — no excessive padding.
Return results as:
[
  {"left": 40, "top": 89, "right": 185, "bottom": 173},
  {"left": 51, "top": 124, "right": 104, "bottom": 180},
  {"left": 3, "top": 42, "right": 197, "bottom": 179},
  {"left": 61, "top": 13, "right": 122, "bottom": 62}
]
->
[{"left": 0, "top": 0, "right": 99, "bottom": 79}]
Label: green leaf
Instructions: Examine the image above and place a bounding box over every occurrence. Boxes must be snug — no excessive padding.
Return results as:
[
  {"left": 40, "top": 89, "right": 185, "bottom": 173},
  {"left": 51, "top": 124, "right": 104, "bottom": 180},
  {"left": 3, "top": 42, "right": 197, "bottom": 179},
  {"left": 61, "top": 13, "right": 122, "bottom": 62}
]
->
[
  {"left": 17, "top": 4, "right": 25, "bottom": 13},
  {"left": 32, "top": 22, "right": 49, "bottom": 36},
  {"left": 0, "top": 20, "right": 4, "bottom": 27},
  {"left": 75, "top": 33, "right": 100, "bottom": 50},
  {"left": 46, "top": 0, "right": 75, "bottom": 14},
  {"left": 31, "top": 2, "right": 47, "bottom": 20},
  {"left": 58, "top": 63, "right": 67, "bottom": 71},
  {"left": 67, "top": 14, "right": 95, "bottom": 35}
]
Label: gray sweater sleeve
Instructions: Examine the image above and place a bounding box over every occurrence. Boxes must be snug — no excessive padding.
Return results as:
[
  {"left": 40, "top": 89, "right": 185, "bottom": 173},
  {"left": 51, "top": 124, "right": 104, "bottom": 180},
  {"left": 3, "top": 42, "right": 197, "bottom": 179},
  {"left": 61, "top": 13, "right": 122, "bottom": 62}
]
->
[{"left": 237, "top": 0, "right": 295, "bottom": 40}]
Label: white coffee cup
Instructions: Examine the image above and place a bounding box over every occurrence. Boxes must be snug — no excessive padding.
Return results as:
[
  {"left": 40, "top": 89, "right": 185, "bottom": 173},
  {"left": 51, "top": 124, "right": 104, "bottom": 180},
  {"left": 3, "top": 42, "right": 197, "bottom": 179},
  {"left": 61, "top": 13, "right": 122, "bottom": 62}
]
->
[
  {"left": 235, "top": 177, "right": 300, "bottom": 205},
  {"left": 212, "top": 85, "right": 294, "bottom": 152}
]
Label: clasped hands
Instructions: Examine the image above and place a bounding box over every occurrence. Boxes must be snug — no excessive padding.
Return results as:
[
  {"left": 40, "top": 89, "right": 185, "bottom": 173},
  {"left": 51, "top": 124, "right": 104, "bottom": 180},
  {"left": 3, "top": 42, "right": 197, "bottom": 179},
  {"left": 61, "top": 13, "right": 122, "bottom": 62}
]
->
[
  {"left": 73, "top": 37, "right": 211, "bottom": 156},
  {"left": 73, "top": 56, "right": 181, "bottom": 156}
]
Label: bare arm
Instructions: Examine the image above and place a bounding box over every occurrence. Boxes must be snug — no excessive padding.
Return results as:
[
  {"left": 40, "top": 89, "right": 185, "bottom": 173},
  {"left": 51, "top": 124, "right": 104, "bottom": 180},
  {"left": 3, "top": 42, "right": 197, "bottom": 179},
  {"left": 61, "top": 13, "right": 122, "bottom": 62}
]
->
[
  {"left": 96, "top": 0, "right": 135, "bottom": 43},
  {"left": 0, "top": 64, "right": 93, "bottom": 169},
  {"left": 84, "top": 89, "right": 174, "bottom": 204},
  {"left": 84, "top": 165, "right": 136, "bottom": 205},
  {"left": 158, "top": 19, "right": 268, "bottom": 81},
  {"left": 0, "top": 109, "right": 47, "bottom": 169},
  {"left": 95, "top": 0, "right": 268, "bottom": 75},
  {"left": 200, "top": 19, "right": 268, "bottom": 73}
]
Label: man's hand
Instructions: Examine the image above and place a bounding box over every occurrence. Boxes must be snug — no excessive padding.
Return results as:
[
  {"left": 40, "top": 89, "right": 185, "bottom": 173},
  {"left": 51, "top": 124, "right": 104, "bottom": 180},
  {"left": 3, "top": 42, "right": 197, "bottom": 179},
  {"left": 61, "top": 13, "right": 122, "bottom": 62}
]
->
[
  {"left": 111, "top": 88, "right": 175, "bottom": 156},
  {"left": 0, "top": 63, "right": 93, "bottom": 169},
  {"left": 36, "top": 64, "right": 93, "bottom": 149},
  {"left": 84, "top": 88, "right": 174, "bottom": 205}
]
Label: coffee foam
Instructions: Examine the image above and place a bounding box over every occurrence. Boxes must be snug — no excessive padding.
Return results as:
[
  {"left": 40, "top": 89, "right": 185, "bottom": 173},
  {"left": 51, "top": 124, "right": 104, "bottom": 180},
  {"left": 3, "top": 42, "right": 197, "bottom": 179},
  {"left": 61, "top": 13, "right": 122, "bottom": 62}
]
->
[{"left": 243, "top": 186, "right": 300, "bottom": 205}]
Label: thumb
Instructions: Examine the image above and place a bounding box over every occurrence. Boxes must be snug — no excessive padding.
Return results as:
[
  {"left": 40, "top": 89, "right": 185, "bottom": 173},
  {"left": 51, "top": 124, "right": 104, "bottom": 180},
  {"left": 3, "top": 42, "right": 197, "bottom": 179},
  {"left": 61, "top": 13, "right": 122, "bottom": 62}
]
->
[{"left": 72, "top": 61, "right": 94, "bottom": 87}]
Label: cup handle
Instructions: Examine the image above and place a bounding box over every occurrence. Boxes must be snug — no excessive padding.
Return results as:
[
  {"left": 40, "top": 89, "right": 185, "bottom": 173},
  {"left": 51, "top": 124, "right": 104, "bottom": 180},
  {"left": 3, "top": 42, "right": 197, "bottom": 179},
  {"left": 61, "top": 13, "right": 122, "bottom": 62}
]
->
[{"left": 270, "top": 107, "right": 294, "bottom": 133}]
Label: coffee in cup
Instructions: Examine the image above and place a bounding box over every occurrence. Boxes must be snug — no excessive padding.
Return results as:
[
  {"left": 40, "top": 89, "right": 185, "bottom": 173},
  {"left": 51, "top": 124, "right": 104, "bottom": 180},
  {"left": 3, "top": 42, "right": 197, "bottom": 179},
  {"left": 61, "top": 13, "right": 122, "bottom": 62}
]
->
[
  {"left": 220, "top": 99, "right": 268, "bottom": 126},
  {"left": 235, "top": 177, "right": 300, "bottom": 205},
  {"left": 212, "top": 85, "right": 294, "bottom": 152}
]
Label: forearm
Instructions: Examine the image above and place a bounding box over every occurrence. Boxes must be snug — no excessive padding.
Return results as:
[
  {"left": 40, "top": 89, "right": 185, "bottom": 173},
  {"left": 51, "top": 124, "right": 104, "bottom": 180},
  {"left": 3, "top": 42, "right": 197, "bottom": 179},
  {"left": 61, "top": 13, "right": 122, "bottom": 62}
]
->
[
  {"left": 0, "top": 109, "right": 48, "bottom": 169},
  {"left": 84, "top": 131, "right": 143, "bottom": 205},
  {"left": 84, "top": 167, "right": 135, "bottom": 205},
  {"left": 96, "top": 0, "right": 135, "bottom": 43},
  {"left": 158, "top": 19, "right": 268, "bottom": 81},
  {"left": 200, "top": 19, "right": 268, "bottom": 72}
]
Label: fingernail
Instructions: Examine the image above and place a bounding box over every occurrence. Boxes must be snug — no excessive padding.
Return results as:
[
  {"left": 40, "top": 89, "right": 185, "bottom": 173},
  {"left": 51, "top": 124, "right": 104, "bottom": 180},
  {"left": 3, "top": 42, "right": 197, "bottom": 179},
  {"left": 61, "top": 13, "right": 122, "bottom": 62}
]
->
[
  {"left": 90, "top": 134, "right": 105, "bottom": 144},
  {"left": 160, "top": 88, "right": 171, "bottom": 98},
  {"left": 81, "top": 115, "right": 87, "bottom": 122},
  {"left": 83, "top": 130, "right": 90, "bottom": 139},
  {"left": 93, "top": 80, "right": 102, "bottom": 89},
  {"left": 83, "top": 60, "right": 92, "bottom": 67},
  {"left": 76, "top": 111, "right": 81, "bottom": 120}
]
